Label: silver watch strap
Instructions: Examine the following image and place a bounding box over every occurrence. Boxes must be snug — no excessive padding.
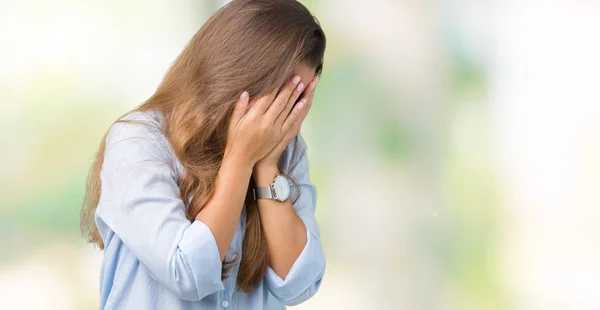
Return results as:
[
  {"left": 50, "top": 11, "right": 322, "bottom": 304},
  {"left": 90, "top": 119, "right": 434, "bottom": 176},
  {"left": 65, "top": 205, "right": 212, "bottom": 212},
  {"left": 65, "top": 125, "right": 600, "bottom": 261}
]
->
[{"left": 253, "top": 185, "right": 273, "bottom": 200}]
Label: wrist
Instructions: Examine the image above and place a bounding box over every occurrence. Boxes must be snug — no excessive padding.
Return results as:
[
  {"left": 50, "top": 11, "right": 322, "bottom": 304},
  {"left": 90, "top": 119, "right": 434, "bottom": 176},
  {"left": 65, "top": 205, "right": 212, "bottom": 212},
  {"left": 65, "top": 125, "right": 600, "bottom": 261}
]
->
[
  {"left": 254, "top": 158, "right": 278, "bottom": 171},
  {"left": 222, "top": 151, "right": 254, "bottom": 175},
  {"left": 253, "top": 163, "right": 280, "bottom": 187}
]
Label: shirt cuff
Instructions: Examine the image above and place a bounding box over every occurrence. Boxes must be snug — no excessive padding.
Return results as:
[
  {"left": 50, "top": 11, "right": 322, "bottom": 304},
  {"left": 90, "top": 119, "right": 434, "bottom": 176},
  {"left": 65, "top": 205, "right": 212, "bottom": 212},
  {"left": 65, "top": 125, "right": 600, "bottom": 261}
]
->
[
  {"left": 178, "top": 220, "right": 225, "bottom": 299},
  {"left": 265, "top": 229, "right": 326, "bottom": 305}
]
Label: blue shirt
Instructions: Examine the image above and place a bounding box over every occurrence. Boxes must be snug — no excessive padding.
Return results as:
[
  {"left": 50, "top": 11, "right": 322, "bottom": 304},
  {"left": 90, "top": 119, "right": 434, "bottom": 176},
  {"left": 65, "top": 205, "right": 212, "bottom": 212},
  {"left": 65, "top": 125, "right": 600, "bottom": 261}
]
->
[{"left": 95, "top": 110, "right": 325, "bottom": 309}]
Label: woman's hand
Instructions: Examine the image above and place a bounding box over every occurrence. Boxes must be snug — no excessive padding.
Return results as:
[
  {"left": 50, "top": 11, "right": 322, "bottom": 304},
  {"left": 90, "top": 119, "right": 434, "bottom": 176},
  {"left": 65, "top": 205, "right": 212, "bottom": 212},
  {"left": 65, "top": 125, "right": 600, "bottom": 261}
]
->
[
  {"left": 224, "top": 75, "right": 310, "bottom": 167},
  {"left": 255, "top": 75, "right": 318, "bottom": 172}
]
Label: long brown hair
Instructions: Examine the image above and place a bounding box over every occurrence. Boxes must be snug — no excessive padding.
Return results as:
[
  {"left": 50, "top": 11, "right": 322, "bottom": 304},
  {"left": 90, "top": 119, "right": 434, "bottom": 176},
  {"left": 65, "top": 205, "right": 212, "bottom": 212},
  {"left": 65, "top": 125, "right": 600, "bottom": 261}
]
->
[{"left": 80, "top": 0, "right": 325, "bottom": 292}]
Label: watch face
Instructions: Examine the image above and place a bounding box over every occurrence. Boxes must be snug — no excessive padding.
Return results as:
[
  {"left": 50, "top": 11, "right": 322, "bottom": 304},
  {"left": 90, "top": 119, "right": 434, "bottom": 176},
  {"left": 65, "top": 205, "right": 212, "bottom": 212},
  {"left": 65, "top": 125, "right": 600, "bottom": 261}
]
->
[{"left": 274, "top": 175, "right": 290, "bottom": 201}]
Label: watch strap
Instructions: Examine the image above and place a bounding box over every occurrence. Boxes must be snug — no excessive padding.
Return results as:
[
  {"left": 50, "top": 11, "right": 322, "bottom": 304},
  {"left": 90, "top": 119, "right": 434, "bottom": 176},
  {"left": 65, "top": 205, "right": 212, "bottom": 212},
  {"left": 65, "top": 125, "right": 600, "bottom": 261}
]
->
[{"left": 254, "top": 185, "right": 274, "bottom": 200}]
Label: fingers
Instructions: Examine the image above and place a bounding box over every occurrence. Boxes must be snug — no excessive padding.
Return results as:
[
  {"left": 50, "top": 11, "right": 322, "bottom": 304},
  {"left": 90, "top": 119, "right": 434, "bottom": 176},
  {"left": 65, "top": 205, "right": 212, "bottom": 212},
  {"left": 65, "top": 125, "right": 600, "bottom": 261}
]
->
[
  {"left": 251, "top": 88, "right": 278, "bottom": 115},
  {"left": 230, "top": 91, "right": 249, "bottom": 128},
  {"left": 282, "top": 76, "right": 317, "bottom": 132},
  {"left": 264, "top": 75, "right": 302, "bottom": 121},
  {"left": 275, "top": 77, "right": 306, "bottom": 126}
]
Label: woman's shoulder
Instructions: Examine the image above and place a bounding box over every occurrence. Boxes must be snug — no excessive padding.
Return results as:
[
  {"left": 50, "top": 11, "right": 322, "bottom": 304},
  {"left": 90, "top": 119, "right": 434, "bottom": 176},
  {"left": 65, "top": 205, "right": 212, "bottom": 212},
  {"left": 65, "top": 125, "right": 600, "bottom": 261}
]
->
[
  {"left": 112, "top": 109, "right": 164, "bottom": 134},
  {"left": 106, "top": 109, "right": 162, "bottom": 145},
  {"left": 104, "top": 109, "right": 178, "bottom": 171}
]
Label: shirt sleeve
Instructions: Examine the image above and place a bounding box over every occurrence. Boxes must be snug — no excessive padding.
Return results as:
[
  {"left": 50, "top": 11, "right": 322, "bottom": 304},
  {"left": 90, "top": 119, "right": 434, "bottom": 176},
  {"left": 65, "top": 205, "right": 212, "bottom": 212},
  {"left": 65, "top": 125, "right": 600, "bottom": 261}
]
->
[
  {"left": 265, "top": 133, "right": 326, "bottom": 306},
  {"left": 95, "top": 116, "right": 224, "bottom": 301}
]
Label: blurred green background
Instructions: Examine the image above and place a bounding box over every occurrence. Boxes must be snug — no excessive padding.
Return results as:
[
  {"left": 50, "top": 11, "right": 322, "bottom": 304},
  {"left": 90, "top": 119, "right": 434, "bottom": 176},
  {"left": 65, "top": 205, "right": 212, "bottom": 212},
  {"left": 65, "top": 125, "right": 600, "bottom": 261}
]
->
[{"left": 1, "top": 0, "right": 600, "bottom": 309}]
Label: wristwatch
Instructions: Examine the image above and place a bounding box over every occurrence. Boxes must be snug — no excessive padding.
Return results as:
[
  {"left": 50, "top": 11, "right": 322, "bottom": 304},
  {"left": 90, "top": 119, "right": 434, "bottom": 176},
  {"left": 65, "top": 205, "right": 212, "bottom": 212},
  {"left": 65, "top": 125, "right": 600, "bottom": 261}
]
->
[{"left": 253, "top": 173, "right": 291, "bottom": 202}]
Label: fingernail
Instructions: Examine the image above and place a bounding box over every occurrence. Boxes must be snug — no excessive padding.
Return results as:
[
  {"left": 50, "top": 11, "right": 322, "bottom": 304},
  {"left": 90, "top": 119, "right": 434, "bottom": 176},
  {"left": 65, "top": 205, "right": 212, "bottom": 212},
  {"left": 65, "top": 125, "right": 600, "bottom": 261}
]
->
[
  {"left": 315, "top": 76, "right": 319, "bottom": 84},
  {"left": 292, "top": 76, "right": 300, "bottom": 84},
  {"left": 240, "top": 91, "right": 248, "bottom": 100},
  {"left": 296, "top": 82, "right": 304, "bottom": 92},
  {"left": 296, "top": 99, "right": 306, "bottom": 109},
  {"left": 310, "top": 81, "right": 316, "bottom": 90}
]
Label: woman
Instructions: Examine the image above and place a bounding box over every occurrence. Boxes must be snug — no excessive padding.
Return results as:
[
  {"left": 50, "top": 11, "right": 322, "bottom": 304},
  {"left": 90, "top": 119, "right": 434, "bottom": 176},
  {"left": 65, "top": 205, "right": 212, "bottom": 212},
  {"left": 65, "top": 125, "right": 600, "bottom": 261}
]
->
[{"left": 79, "top": 0, "right": 326, "bottom": 309}]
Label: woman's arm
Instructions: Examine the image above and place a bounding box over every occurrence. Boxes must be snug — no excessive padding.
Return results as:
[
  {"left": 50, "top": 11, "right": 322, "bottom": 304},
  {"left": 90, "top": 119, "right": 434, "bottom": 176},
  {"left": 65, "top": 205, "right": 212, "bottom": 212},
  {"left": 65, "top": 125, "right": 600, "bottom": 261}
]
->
[
  {"left": 196, "top": 153, "right": 253, "bottom": 260},
  {"left": 253, "top": 163, "right": 307, "bottom": 279},
  {"left": 254, "top": 134, "right": 326, "bottom": 306},
  {"left": 248, "top": 75, "right": 324, "bottom": 305}
]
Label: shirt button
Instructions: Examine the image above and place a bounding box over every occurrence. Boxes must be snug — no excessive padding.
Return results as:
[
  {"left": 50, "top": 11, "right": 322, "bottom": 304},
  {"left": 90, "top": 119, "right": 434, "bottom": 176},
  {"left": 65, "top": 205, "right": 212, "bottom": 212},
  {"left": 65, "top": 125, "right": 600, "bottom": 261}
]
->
[
  {"left": 231, "top": 253, "right": 238, "bottom": 260},
  {"left": 222, "top": 300, "right": 229, "bottom": 308}
]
